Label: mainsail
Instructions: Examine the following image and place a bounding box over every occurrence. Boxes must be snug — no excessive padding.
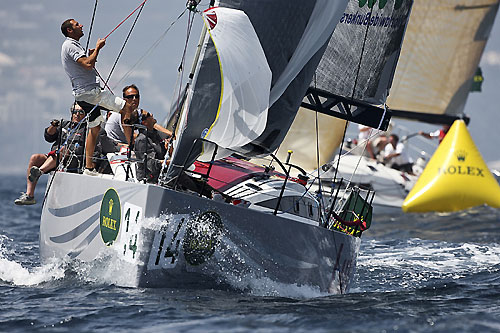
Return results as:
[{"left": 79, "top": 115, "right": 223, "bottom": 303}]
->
[
  {"left": 166, "top": 0, "right": 350, "bottom": 179},
  {"left": 387, "top": 0, "right": 500, "bottom": 124},
  {"left": 278, "top": 0, "right": 413, "bottom": 170}
]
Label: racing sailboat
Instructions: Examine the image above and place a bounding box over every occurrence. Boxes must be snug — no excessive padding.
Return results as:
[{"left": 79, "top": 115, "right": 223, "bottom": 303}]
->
[
  {"left": 40, "top": 0, "right": 412, "bottom": 293},
  {"left": 279, "top": 0, "right": 500, "bottom": 214}
]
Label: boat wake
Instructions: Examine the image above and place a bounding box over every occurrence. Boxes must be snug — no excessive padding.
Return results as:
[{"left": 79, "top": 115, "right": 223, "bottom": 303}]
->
[
  {"left": 217, "top": 270, "right": 328, "bottom": 299},
  {"left": 353, "top": 238, "right": 500, "bottom": 292}
]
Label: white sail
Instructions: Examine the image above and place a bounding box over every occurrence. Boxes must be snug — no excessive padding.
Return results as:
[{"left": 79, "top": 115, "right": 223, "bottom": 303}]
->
[
  {"left": 277, "top": 108, "right": 347, "bottom": 172},
  {"left": 387, "top": 0, "right": 499, "bottom": 117},
  {"left": 201, "top": 7, "right": 272, "bottom": 149}
]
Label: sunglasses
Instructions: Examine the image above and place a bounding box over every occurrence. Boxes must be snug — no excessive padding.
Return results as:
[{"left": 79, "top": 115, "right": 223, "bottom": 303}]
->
[
  {"left": 124, "top": 94, "right": 140, "bottom": 100},
  {"left": 72, "top": 110, "right": 85, "bottom": 115}
]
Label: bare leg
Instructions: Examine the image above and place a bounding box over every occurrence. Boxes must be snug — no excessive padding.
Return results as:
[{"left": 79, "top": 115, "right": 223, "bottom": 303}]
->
[
  {"left": 26, "top": 154, "right": 47, "bottom": 197},
  {"left": 85, "top": 125, "right": 101, "bottom": 169},
  {"left": 39, "top": 155, "right": 57, "bottom": 174}
]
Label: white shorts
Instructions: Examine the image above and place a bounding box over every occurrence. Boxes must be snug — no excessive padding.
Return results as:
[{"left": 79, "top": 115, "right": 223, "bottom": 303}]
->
[{"left": 75, "top": 87, "right": 126, "bottom": 128}]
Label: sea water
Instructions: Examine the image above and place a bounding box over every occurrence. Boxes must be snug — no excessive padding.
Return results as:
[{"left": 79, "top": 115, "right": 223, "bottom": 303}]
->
[{"left": 1, "top": 175, "right": 500, "bottom": 332}]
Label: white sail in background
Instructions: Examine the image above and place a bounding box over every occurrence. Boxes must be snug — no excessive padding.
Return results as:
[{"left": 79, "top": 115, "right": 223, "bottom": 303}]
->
[
  {"left": 277, "top": 108, "right": 347, "bottom": 172},
  {"left": 202, "top": 7, "right": 272, "bottom": 149},
  {"left": 387, "top": 0, "right": 499, "bottom": 116}
]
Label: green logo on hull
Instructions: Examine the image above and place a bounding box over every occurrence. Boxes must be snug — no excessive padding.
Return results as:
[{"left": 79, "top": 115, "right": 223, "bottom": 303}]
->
[{"left": 100, "top": 188, "right": 121, "bottom": 246}]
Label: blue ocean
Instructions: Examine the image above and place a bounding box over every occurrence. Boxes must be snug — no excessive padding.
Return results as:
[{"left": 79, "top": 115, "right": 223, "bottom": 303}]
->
[{"left": 1, "top": 175, "right": 500, "bottom": 332}]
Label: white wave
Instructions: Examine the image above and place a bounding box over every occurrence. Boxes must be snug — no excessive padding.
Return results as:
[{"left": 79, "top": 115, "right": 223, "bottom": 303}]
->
[
  {"left": 220, "top": 271, "right": 328, "bottom": 299},
  {"left": 357, "top": 239, "right": 500, "bottom": 288},
  {"left": 0, "top": 235, "right": 65, "bottom": 286},
  {"left": 70, "top": 253, "right": 143, "bottom": 288}
]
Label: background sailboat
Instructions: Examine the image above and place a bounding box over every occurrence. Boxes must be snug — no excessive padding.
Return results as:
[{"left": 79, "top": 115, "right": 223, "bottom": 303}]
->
[{"left": 278, "top": 0, "right": 500, "bottom": 214}]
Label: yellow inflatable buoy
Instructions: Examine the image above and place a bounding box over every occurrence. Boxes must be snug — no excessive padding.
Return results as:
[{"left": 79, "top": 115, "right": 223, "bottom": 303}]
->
[{"left": 402, "top": 120, "right": 500, "bottom": 212}]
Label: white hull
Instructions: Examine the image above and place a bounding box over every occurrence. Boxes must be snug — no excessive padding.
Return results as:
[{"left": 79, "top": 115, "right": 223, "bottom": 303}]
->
[{"left": 41, "top": 172, "right": 361, "bottom": 293}]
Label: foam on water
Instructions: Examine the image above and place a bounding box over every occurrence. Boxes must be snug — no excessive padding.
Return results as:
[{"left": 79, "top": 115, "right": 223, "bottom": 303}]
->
[
  {"left": 220, "top": 270, "right": 328, "bottom": 298},
  {"left": 0, "top": 234, "right": 65, "bottom": 286},
  {"left": 355, "top": 238, "right": 500, "bottom": 291}
]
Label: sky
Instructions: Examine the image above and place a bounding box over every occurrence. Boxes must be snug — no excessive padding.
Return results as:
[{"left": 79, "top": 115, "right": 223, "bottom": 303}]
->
[{"left": 1, "top": 0, "right": 499, "bottom": 174}]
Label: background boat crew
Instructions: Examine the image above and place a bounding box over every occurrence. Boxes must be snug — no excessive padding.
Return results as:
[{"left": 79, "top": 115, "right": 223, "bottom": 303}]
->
[
  {"left": 356, "top": 125, "right": 386, "bottom": 160},
  {"left": 419, "top": 124, "right": 451, "bottom": 144},
  {"left": 14, "top": 105, "right": 87, "bottom": 205},
  {"left": 60, "top": 18, "right": 133, "bottom": 175},
  {"left": 382, "top": 134, "right": 414, "bottom": 174}
]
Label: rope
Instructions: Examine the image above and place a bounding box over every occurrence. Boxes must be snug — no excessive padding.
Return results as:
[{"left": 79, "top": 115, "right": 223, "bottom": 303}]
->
[
  {"left": 345, "top": 130, "right": 371, "bottom": 189},
  {"left": 84, "top": 0, "right": 99, "bottom": 53},
  {"left": 112, "top": 9, "right": 187, "bottom": 89},
  {"left": 159, "top": 10, "right": 197, "bottom": 180},
  {"left": 104, "top": 1, "right": 147, "bottom": 87},
  {"left": 94, "top": 68, "right": 114, "bottom": 94},
  {"left": 104, "top": 0, "right": 149, "bottom": 40}
]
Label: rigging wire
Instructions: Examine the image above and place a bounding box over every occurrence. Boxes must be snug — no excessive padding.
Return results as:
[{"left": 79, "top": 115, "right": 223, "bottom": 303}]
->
[
  {"left": 159, "top": 9, "right": 198, "bottom": 182},
  {"left": 42, "top": 113, "right": 91, "bottom": 206},
  {"left": 330, "top": 121, "right": 349, "bottom": 193},
  {"left": 104, "top": 0, "right": 149, "bottom": 40},
  {"left": 104, "top": 1, "right": 147, "bottom": 87},
  {"left": 84, "top": 0, "right": 99, "bottom": 53},
  {"left": 112, "top": 9, "right": 188, "bottom": 90},
  {"left": 95, "top": 68, "right": 114, "bottom": 94},
  {"left": 45, "top": 0, "right": 151, "bottom": 206},
  {"left": 312, "top": 73, "right": 326, "bottom": 224},
  {"left": 170, "top": 10, "right": 197, "bottom": 137}
]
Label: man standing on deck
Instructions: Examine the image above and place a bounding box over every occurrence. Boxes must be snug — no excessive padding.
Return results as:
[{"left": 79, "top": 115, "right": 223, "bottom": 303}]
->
[{"left": 60, "top": 18, "right": 133, "bottom": 175}]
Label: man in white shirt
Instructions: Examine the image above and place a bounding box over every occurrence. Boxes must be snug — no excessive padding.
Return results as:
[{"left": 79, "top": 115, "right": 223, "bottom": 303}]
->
[
  {"left": 60, "top": 18, "right": 132, "bottom": 175},
  {"left": 383, "top": 134, "right": 414, "bottom": 174},
  {"left": 357, "top": 125, "right": 383, "bottom": 160}
]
